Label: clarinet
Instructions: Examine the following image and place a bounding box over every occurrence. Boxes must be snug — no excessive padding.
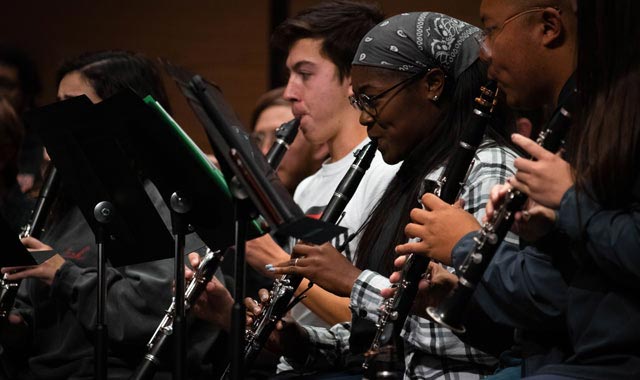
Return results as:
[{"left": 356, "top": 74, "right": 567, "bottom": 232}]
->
[
  {"left": 426, "top": 92, "right": 576, "bottom": 334},
  {"left": 363, "top": 82, "right": 499, "bottom": 370},
  {"left": 131, "top": 119, "right": 299, "bottom": 380},
  {"left": 265, "top": 118, "right": 300, "bottom": 167},
  {"left": 0, "top": 165, "right": 60, "bottom": 321},
  {"left": 222, "top": 140, "right": 378, "bottom": 379},
  {"left": 131, "top": 249, "right": 221, "bottom": 380}
]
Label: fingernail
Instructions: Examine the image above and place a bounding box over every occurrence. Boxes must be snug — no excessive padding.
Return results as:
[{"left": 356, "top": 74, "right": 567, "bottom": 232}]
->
[{"left": 264, "top": 264, "right": 273, "bottom": 270}]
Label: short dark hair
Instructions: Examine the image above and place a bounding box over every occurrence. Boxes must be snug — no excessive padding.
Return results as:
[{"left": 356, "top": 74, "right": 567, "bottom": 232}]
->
[
  {"left": 272, "top": 0, "right": 383, "bottom": 81},
  {"left": 0, "top": 45, "right": 42, "bottom": 110},
  {"left": 56, "top": 50, "right": 171, "bottom": 114}
]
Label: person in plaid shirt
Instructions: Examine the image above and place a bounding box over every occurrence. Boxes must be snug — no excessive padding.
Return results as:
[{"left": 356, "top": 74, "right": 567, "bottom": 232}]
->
[{"left": 264, "top": 11, "right": 520, "bottom": 379}]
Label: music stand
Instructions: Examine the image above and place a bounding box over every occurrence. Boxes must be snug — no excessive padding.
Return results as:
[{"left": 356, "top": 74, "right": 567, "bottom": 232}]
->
[
  {"left": 163, "top": 62, "right": 344, "bottom": 379},
  {"left": 25, "top": 96, "right": 184, "bottom": 380},
  {"left": 87, "top": 90, "right": 268, "bottom": 379}
]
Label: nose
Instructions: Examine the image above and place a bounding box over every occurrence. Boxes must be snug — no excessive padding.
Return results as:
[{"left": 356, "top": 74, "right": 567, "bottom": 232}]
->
[
  {"left": 478, "top": 44, "right": 491, "bottom": 64},
  {"left": 358, "top": 110, "right": 375, "bottom": 129},
  {"left": 283, "top": 76, "right": 298, "bottom": 102}
]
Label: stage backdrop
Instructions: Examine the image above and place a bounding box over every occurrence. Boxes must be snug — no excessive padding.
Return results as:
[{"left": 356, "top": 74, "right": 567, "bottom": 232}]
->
[{"left": 2, "top": 0, "right": 480, "bottom": 153}]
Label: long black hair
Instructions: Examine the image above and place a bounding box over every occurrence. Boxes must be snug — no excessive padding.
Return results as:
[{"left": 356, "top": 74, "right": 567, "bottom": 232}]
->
[
  {"left": 51, "top": 50, "right": 172, "bottom": 223},
  {"left": 569, "top": 0, "right": 640, "bottom": 208},
  {"left": 354, "top": 60, "right": 514, "bottom": 275},
  {"left": 56, "top": 50, "right": 171, "bottom": 114}
]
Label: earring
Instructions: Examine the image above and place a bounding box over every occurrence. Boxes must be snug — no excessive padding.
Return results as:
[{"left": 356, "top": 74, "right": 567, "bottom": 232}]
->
[{"left": 432, "top": 95, "right": 439, "bottom": 102}]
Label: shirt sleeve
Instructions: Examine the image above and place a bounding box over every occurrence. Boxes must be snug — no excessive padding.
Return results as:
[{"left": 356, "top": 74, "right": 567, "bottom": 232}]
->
[
  {"left": 451, "top": 232, "right": 567, "bottom": 329},
  {"left": 51, "top": 257, "right": 174, "bottom": 345},
  {"left": 349, "top": 269, "right": 391, "bottom": 323},
  {"left": 282, "top": 322, "right": 352, "bottom": 370},
  {"left": 461, "top": 145, "right": 519, "bottom": 245},
  {"left": 556, "top": 186, "right": 640, "bottom": 281}
]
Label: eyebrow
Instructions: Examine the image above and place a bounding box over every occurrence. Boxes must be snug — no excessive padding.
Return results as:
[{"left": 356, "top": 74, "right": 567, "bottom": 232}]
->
[
  {"left": 354, "top": 83, "right": 373, "bottom": 94},
  {"left": 290, "top": 60, "right": 316, "bottom": 72}
]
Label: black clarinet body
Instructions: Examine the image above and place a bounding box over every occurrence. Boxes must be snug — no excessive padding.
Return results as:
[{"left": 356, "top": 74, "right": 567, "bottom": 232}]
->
[
  {"left": 131, "top": 249, "right": 222, "bottom": 380},
  {"left": 0, "top": 166, "right": 60, "bottom": 321},
  {"left": 426, "top": 94, "right": 576, "bottom": 333},
  {"left": 363, "top": 82, "right": 499, "bottom": 370},
  {"left": 225, "top": 140, "right": 378, "bottom": 378},
  {"left": 131, "top": 120, "right": 300, "bottom": 380}
]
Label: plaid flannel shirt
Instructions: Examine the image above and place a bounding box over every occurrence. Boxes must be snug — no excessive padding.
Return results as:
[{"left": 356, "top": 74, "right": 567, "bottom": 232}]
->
[{"left": 285, "top": 144, "right": 519, "bottom": 379}]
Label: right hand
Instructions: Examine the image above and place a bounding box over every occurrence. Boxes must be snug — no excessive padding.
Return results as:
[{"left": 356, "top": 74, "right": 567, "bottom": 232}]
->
[
  {"left": 245, "top": 235, "right": 291, "bottom": 278},
  {"left": 7, "top": 313, "right": 24, "bottom": 326},
  {"left": 244, "top": 289, "right": 306, "bottom": 357},
  {"left": 188, "top": 252, "right": 234, "bottom": 331}
]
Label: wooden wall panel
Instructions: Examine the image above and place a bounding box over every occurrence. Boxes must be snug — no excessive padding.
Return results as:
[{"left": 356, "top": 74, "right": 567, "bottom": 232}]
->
[{"left": 1, "top": 1, "right": 481, "bottom": 153}]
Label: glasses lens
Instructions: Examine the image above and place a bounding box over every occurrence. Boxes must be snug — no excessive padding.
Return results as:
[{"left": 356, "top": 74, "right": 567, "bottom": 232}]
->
[
  {"left": 474, "top": 32, "right": 491, "bottom": 56},
  {"left": 359, "top": 94, "right": 376, "bottom": 115},
  {"left": 349, "top": 95, "right": 361, "bottom": 111}
]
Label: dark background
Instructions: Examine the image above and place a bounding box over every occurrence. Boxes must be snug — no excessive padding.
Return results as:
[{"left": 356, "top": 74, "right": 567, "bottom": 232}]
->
[{"left": 1, "top": 0, "right": 480, "bottom": 153}]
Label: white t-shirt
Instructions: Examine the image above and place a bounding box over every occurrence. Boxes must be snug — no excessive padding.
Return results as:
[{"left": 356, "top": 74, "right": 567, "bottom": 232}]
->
[{"left": 289, "top": 138, "right": 399, "bottom": 328}]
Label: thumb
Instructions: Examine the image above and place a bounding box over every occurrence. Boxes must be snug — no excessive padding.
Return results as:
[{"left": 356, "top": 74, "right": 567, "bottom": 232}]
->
[{"left": 453, "top": 198, "right": 465, "bottom": 209}]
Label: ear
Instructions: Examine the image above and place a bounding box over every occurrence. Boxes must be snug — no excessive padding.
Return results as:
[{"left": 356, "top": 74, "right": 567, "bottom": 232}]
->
[
  {"left": 343, "top": 74, "right": 354, "bottom": 96},
  {"left": 541, "top": 7, "right": 565, "bottom": 47},
  {"left": 422, "top": 68, "right": 446, "bottom": 101}
]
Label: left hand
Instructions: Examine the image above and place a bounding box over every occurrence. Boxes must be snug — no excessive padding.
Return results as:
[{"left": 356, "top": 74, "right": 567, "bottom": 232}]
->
[
  {"left": 381, "top": 257, "right": 457, "bottom": 319},
  {"left": 509, "top": 133, "right": 573, "bottom": 209},
  {"left": 1, "top": 237, "right": 65, "bottom": 286},
  {"left": 395, "top": 194, "right": 480, "bottom": 266},
  {"left": 191, "top": 276, "right": 234, "bottom": 332},
  {"left": 513, "top": 199, "right": 557, "bottom": 242},
  {"left": 269, "top": 242, "right": 361, "bottom": 297}
]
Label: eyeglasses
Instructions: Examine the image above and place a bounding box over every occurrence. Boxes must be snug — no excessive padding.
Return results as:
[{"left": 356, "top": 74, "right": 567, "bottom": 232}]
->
[
  {"left": 349, "top": 70, "right": 427, "bottom": 117},
  {"left": 250, "top": 130, "right": 277, "bottom": 150},
  {"left": 475, "top": 6, "right": 559, "bottom": 56}
]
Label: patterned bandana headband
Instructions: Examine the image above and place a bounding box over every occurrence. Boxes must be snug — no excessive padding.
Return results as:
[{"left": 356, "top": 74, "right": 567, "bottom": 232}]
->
[{"left": 353, "top": 12, "right": 480, "bottom": 79}]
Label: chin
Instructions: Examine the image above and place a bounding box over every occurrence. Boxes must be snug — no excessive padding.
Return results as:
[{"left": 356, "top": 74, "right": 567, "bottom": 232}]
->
[{"left": 380, "top": 151, "right": 400, "bottom": 165}]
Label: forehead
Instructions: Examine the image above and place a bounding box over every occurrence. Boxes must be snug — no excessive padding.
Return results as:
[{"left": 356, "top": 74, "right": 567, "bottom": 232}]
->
[
  {"left": 351, "top": 65, "right": 400, "bottom": 91},
  {"left": 57, "top": 71, "right": 100, "bottom": 103},
  {"left": 286, "top": 38, "right": 333, "bottom": 68},
  {"left": 480, "top": 0, "right": 521, "bottom": 24}
]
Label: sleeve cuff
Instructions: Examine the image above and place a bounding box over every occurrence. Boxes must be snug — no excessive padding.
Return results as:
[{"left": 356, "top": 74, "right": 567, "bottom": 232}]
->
[
  {"left": 451, "top": 231, "right": 478, "bottom": 269},
  {"left": 556, "top": 186, "right": 600, "bottom": 240},
  {"left": 50, "top": 261, "right": 83, "bottom": 304},
  {"left": 349, "top": 270, "right": 390, "bottom": 322}
]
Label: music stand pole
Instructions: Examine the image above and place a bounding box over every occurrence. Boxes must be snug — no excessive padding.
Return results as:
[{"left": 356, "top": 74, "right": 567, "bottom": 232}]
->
[
  {"left": 229, "top": 179, "right": 250, "bottom": 380},
  {"left": 94, "top": 201, "right": 113, "bottom": 380},
  {"left": 170, "top": 192, "right": 191, "bottom": 380}
]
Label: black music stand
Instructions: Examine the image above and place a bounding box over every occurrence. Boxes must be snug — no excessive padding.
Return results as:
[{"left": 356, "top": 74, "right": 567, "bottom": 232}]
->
[
  {"left": 85, "top": 90, "right": 268, "bottom": 379},
  {"left": 163, "top": 62, "right": 344, "bottom": 380},
  {"left": 25, "top": 96, "right": 184, "bottom": 380}
]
